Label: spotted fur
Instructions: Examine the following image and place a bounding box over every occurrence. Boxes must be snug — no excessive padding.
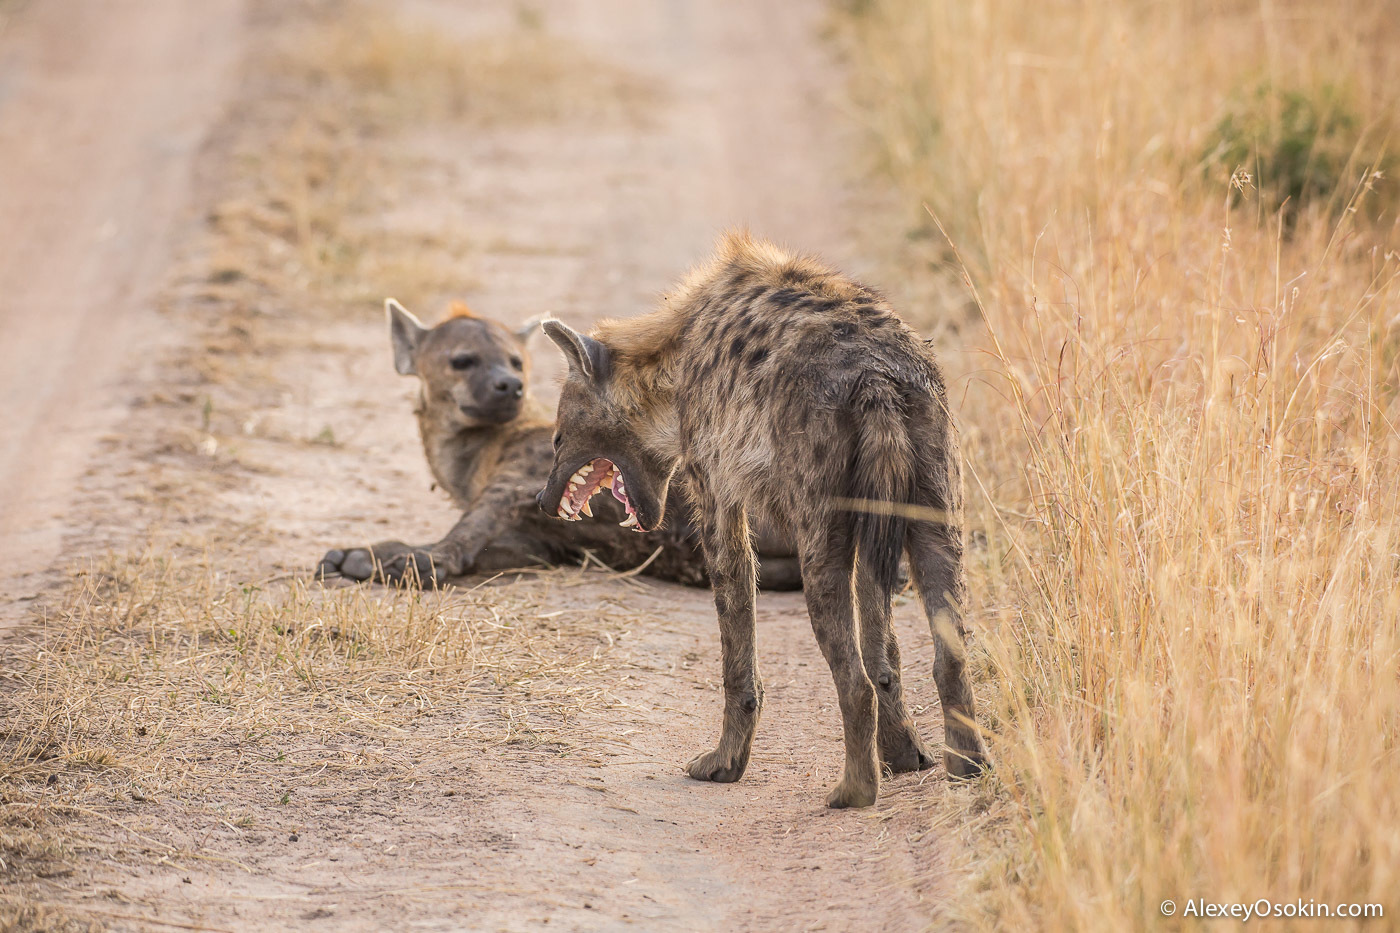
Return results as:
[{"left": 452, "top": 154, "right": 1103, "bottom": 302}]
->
[{"left": 541, "top": 232, "right": 988, "bottom": 808}]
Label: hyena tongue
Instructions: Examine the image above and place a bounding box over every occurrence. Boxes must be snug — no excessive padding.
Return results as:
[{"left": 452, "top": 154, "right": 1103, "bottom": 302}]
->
[{"left": 611, "top": 481, "right": 634, "bottom": 515}]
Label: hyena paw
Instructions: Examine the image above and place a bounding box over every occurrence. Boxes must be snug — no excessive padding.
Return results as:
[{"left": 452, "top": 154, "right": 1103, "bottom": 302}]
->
[
  {"left": 317, "top": 548, "right": 349, "bottom": 580},
  {"left": 826, "top": 775, "right": 879, "bottom": 809},
  {"left": 685, "top": 748, "right": 748, "bottom": 783},
  {"left": 317, "top": 546, "right": 386, "bottom": 582},
  {"left": 317, "top": 542, "right": 453, "bottom": 587},
  {"left": 378, "top": 546, "right": 453, "bottom": 587},
  {"left": 879, "top": 726, "right": 936, "bottom": 775},
  {"left": 944, "top": 746, "right": 991, "bottom": 781},
  {"left": 943, "top": 722, "right": 990, "bottom": 780}
]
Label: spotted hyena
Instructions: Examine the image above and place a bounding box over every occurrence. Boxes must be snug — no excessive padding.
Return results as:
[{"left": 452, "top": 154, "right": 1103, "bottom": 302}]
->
[
  {"left": 538, "top": 232, "right": 988, "bottom": 808},
  {"left": 318, "top": 299, "right": 801, "bottom": 589}
]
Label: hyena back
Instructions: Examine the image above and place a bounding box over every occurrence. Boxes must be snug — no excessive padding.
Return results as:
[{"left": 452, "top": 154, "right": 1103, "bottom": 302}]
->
[{"left": 541, "top": 231, "right": 988, "bottom": 808}]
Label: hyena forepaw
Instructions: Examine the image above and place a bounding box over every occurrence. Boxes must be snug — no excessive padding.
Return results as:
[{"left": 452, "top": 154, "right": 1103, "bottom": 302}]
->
[
  {"left": 317, "top": 549, "right": 348, "bottom": 580},
  {"left": 825, "top": 776, "right": 879, "bottom": 809},
  {"left": 685, "top": 748, "right": 748, "bottom": 783},
  {"left": 321, "top": 546, "right": 379, "bottom": 582},
  {"left": 323, "top": 543, "right": 455, "bottom": 587},
  {"left": 381, "top": 548, "right": 447, "bottom": 587}
]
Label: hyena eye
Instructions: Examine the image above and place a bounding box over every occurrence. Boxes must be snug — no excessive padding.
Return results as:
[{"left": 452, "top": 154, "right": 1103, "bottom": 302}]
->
[
  {"left": 509, "top": 356, "right": 524, "bottom": 371},
  {"left": 450, "top": 354, "right": 478, "bottom": 371}
]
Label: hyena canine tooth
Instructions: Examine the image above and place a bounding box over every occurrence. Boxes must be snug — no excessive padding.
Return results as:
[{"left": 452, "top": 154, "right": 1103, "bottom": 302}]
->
[
  {"left": 540, "top": 231, "right": 989, "bottom": 809},
  {"left": 317, "top": 298, "right": 802, "bottom": 589}
]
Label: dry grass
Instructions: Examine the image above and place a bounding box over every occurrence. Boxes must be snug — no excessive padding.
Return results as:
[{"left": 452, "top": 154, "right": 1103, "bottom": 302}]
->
[
  {"left": 0, "top": 901, "right": 96, "bottom": 933},
  {"left": 0, "top": 549, "right": 639, "bottom": 876},
  {"left": 841, "top": 0, "right": 1400, "bottom": 928}
]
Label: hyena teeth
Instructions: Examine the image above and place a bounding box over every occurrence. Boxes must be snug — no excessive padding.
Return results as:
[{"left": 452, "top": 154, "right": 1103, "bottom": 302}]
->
[
  {"left": 541, "top": 234, "right": 988, "bottom": 805},
  {"left": 581, "top": 499, "right": 593, "bottom": 517}
]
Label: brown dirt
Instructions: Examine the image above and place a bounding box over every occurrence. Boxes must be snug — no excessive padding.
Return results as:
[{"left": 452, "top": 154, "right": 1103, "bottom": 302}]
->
[
  {"left": 0, "top": 0, "right": 245, "bottom": 615},
  {"left": 0, "top": 1, "right": 987, "bottom": 930}
]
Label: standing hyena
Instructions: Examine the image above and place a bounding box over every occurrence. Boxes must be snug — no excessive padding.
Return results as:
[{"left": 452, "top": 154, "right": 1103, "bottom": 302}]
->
[{"left": 538, "top": 231, "right": 988, "bottom": 808}]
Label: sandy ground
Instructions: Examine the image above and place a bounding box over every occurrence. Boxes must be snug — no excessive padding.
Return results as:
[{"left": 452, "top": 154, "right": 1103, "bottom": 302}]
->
[
  {"left": 0, "top": 0, "right": 245, "bottom": 611},
  {"left": 2, "top": 1, "right": 981, "bottom": 929}
]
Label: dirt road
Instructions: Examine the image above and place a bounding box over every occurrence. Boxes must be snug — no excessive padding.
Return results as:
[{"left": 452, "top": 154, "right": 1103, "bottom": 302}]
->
[
  {"left": 0, "top": 0, "right": 245, "bottom": 608},
  {"left": 3, "top": 1, "right": 978, "bottom": 929}
]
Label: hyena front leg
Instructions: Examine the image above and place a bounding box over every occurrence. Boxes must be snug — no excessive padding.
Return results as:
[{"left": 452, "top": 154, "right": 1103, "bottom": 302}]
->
[
  {"left": 856, "top": 561, "right": 935, "bottom": 774},
  {"left": 686, "top": 500, "right": 763, "bottom": 784},
  {"left": 906, "top": 520, "right": 989, "bottom": 778},
  {"left": 801, "top": 524, "right": 880, "bottom": 809}
]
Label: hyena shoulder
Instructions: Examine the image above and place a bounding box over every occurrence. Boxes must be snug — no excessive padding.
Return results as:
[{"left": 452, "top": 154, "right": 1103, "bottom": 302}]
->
[{"left": 667, "top": 235, "right": 942, "bottom": 415}]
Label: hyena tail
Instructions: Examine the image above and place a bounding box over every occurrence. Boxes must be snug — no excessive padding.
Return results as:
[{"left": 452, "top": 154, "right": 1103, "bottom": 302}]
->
[{"left": 848, "top": 395, "right": 915, "bottom": 594}]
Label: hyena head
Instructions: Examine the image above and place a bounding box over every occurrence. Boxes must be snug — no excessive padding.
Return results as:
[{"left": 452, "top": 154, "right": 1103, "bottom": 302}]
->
[
  {"left": 537, "top": 319, "right": 673, "bottom": 534},
  {"left": 386, "top": 298, "right": 541, "bottom": 428}
]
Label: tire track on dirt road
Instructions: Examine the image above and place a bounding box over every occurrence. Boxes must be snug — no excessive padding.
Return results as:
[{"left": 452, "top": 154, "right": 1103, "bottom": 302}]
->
[{"left": 0, "top": 0, "right": 245, "bottom": 617}]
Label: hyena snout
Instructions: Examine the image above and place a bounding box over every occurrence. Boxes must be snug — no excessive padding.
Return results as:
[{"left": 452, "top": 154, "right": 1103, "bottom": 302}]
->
[{"left": 490, "top": 370, "right": 524, "bottom": 400}]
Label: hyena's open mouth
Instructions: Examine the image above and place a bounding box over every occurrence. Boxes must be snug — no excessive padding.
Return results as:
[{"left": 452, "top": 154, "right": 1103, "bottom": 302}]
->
[{"left": 557, "top": 458, "right": 647, "bottom": 531}]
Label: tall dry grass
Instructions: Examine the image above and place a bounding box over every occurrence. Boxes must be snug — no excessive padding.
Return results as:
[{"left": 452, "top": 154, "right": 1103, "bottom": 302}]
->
[{"left": 841, "top": 0, "right": 1400, "bottom": 928}]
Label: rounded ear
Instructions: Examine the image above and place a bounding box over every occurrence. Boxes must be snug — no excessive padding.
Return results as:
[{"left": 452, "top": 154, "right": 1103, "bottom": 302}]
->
[
  {"left": 515, "top": 313, "right": 546, "bottom": 343},
  {"left": 386, "top": 298, "right": 428, "bottom": 376},
  {"left": 542, "top": 318, "right": 609, "bottom": 381}
]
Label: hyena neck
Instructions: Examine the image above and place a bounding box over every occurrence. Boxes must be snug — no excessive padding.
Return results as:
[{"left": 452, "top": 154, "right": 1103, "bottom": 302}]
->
[
  {"left": 632, "top": 399, "right": 683, "bottom": 468},
  {"left": 598, "top": 307, "right": 686, "bottom": 467},
  {"left": 415, "top": 394, "right": 549, "bottom": 505}
]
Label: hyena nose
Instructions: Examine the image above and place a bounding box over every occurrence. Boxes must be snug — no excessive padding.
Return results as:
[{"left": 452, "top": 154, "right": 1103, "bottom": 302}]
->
[
  {"left": 535, "top": 488, "right": 547, "bottom": 511},
  {"left": 494, "top": 375, "right": 524, "bottom": 399}
]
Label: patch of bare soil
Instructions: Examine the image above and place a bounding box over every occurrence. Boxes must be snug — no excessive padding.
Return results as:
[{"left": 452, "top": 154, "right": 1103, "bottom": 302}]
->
[
  {"left": 1, "top": 1, "right": 994, "bottom": 930},
  {"left": 0, "top": 0, "right": 244, "bottom": 615}
]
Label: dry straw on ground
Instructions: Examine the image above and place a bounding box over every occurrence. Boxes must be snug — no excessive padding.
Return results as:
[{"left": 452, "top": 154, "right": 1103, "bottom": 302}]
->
[
  {"left": 841, "top": 0, "right": 1399, "bottom": 928},
  {"left": 0, "top": 547, "right": 644, "bottom": 912}
]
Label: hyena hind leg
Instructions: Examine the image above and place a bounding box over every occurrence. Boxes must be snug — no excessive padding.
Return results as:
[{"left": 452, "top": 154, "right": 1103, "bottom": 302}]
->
[
  {"left": 856, "top": 559, "right": 935, "bottom": 775},
  {"left": 906, "top": 521, "right": 989, "bottom": 778},
  {"left": 801, "top": 527, "right": 880, "bottom": 809}
]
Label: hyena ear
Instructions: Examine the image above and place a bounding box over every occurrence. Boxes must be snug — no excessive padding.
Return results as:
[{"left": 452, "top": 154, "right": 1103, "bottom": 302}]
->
[
  {"left": 542, "top": 318, "right": 609, "bottom": 382},
  {"left": 386, "top": 298, "right": 427, "bottom": 376},
  {"left": 515, "top": 313, "right": 546, "bottom": 343}
]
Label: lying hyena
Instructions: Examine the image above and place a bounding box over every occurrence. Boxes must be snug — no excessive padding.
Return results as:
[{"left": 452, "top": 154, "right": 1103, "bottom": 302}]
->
[
  {"left": 539, "top": 232, "right": 988, "bottom": 808},
  {"left": 318, "top": 299, "right": 802, "bottom": 589}
]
